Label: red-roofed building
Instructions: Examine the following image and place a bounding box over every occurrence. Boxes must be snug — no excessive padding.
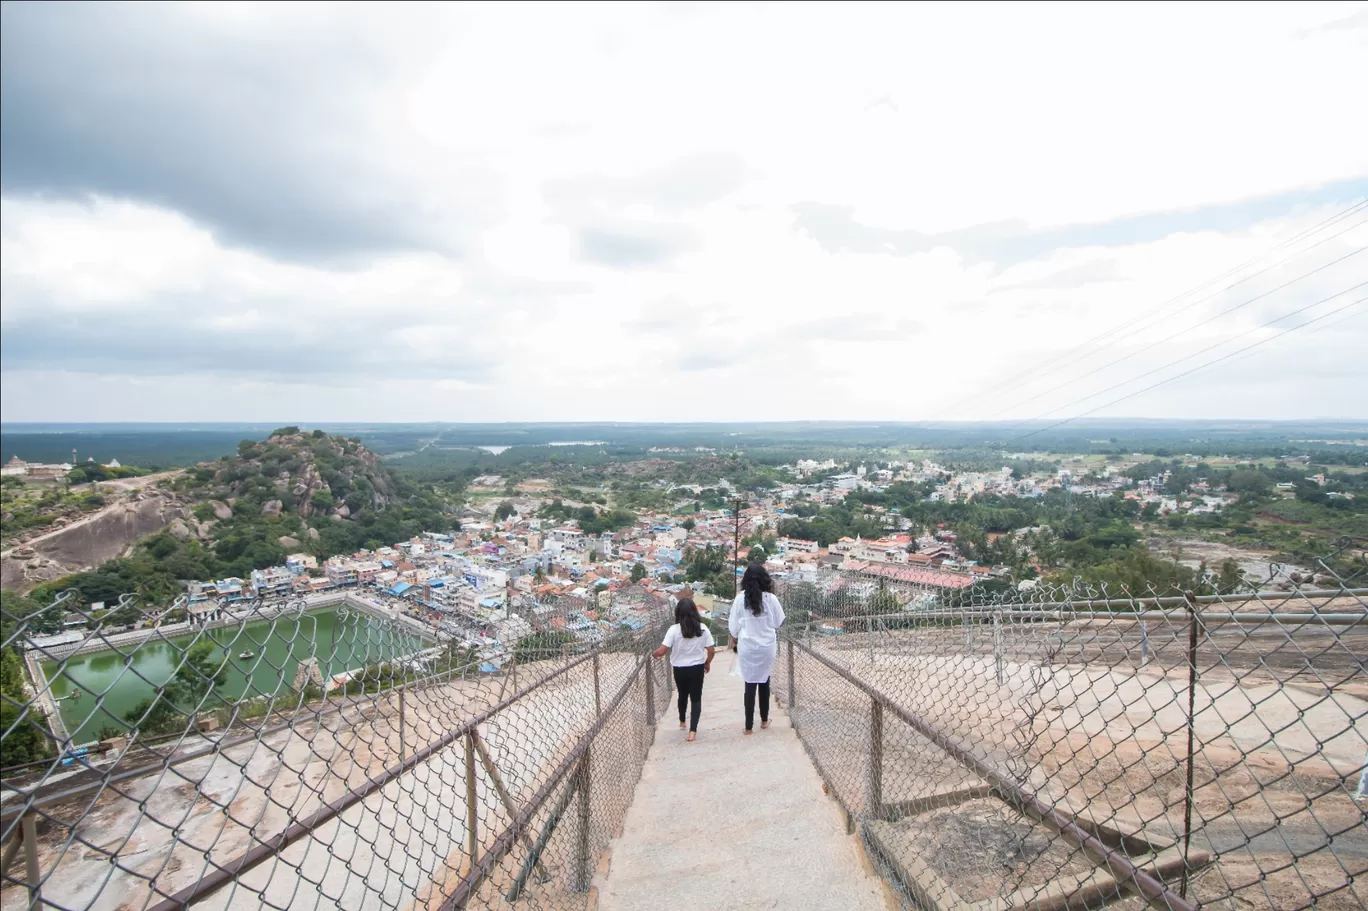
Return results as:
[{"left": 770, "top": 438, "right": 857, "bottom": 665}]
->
[{"left": 840, "top": 560, "right": 976, "bottom": 591}]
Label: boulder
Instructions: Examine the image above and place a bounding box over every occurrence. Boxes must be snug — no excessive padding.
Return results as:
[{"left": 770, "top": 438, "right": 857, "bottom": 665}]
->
[
  {"left": 307, "top": 527, "right": 320, "bottom": 542},
  {"left": 209, "top": 500, "right": 233, "bottom": 520},
  {"left": 333, "top": 503, "right": 351, "bottom": 519},
  {"left": 278, "top": 535, "right": 301, "bottom": 550},
  {"left": 261, "top": 500, "right": 283, "bottom": 517},
  {"left": 167, "top": 518, "right": 193, "bottom": 540},
  {"left": 330, "top": 514, "right": 344, "bottom": 522}
]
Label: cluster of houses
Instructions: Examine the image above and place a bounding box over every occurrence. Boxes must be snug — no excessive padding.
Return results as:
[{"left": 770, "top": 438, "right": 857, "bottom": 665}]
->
[{"left": 180, "top": 451, "right": 1276, "bottom": 647}]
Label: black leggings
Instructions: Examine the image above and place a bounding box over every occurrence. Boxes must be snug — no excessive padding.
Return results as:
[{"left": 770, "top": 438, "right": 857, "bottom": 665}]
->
[
  {"left": 673, "top": 664, "right": 705, "bottom": 732},
  {"left": 744, "top": 678, "right": 770, "bottom": 731}
]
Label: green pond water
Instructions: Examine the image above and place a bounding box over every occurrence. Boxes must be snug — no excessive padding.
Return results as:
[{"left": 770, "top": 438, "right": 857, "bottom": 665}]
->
[{"left": 43, "top": 606, "right": 432, "bottom": 742}]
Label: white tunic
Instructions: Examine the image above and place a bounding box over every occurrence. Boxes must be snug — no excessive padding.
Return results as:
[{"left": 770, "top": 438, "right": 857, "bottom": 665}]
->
[{"left": 728, "top": 591, "right": 786, "bottom": 684}]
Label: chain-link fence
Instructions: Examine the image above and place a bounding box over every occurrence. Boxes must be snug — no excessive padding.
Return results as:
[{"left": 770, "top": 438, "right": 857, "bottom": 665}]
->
[
  {"left": 775, "top": 541, "right": 1367, "bottom": 911},
  {"left": 1, "top": 588, "right": 672, "bottom": 910}
]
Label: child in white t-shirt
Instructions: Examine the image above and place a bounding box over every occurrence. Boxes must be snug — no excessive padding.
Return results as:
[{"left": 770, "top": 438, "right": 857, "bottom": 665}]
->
[{"left": 652, "top": 597, "right": 715, "bottom": 741}]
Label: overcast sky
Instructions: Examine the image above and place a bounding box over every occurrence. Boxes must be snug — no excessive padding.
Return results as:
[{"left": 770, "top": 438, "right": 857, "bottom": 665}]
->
[{"left": 2, "top": 1, "right": 1366, "bottom": 424}]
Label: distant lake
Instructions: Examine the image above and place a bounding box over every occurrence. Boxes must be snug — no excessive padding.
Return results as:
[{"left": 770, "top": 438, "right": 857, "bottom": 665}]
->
[{"left": 475, "top": 441, "right": 605, "bottom": 455}]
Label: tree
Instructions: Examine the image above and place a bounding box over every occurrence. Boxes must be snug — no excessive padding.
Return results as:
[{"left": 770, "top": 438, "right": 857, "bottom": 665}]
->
[
  {"left": 494, "top": 501, "right": 516, "bottom": 522},
  {"left": 867, "top": 588, "right": 901, "bottom": 615},
  {"left": 310, "top": 489, "right": 335, "bottom": 511},
  {"left": 123, "top": 696, "right": 183, "bottom": 734},
  {"left": 746, "top": 545, "right": 767, "bottom": 564},
  {"left": 1, "top": 647, "right": 52, "bottom": 765},
  {"left": 631, "top": 562, "right": 647, "bottom": 582},
  {"left": 1213, "top": 559, "right": 1246, "bottom": 595},
  {"left": 270, "top": 426, "right": 301, "bottom": 438},
  {"left": 681, "top": 518, "right": 696, "bottom": 531},
  {"left": 166, "top": 640, "right": 228, "bottom": 711},
  {"left": 1228, "top": 470, "right": 1272, "bottom": 497},
  {"left": 514, "top": 630, "right": 578, "bottom": 664}
]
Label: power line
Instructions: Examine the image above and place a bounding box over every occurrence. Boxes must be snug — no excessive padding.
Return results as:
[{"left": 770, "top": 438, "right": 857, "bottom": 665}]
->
[
  {"left": 985, "top": 243, "right": 1367, "bottom": 420},
  {"left": 1000, "top": 280, "right": 1366, "bottom": 427},
  {"left": 1003, "top": 293, "right": 1368, "bottom": 446},
  {"left": 929, "top": 199, "right": 1368, "bottom": 420}
]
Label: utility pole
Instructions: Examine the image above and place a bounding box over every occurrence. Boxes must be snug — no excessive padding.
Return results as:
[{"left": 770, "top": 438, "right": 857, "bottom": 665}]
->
[{"left": 732, "top": 497, "right": 744, "bottom": 598}]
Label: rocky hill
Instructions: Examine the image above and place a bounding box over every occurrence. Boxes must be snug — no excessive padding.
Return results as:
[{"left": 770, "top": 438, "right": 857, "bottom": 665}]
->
[
  {"left": 183, "top": 428, "right": 399, "bottom": 522},
  {"left": 2, "top": 483, "right": 189, "bottom": 591},
  {"left": 20, "top": 429, "right": 451, "bottom": 605}
]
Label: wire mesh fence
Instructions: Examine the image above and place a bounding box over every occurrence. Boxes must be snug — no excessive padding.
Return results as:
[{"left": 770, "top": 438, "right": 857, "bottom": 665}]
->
[
  {"left": 774, "top": 540, "right": 1367, "bottom": 911},
  {"left": 1, "top": 587, "right": 672, "bottom": 911}
]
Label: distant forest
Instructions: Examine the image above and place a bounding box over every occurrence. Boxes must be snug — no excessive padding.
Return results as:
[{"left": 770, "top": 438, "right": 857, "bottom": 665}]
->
[{"left": 2, "top": 420, "right": 1365, "bottom": 471}]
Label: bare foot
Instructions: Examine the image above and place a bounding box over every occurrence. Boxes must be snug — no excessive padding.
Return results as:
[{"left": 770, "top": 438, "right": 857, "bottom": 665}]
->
[
  {"left": 743, "top": 729, "right": 753, "bottom": 736},
  {"left": 761, "top": 720, "right": 771, "bottom": 729},
  {"left": 680, "top": 722, "right": 687, "bottom": 730},
  {"left": 686, "top": 732, "right": 696, "bottom": 742}
]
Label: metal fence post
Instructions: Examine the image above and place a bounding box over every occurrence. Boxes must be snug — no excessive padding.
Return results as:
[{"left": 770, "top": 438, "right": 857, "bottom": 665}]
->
[
  {"left": 870, "top": 698, "right": 884, "bottom": 821},
  {"left": 398, "top": 684, "right": 406, "bottom": 765},
  {"left": 644, "top": 659, "right": 656, "bottom": 727},
  {"left": 465, "top": 731, "right": 479, "bottom": 870},
  {"left": 23, "top": 812, "right": 43, "bottom": 910},
  {"left": 593, "top": 651, "right": 602, "bottom": 717},
  {"left": 1139, "top": 620, "right": 1150, "bottom": 668},
  {"left": 786, "top": 639, "right": 796, "bottom": 712},
  {"left": 575, "top": 750, "right": 593, "bottom": 891},
  {"left": 993, "top": 611, "right": 1005, "bottom": 685},
  {"left": 1181, "top": 592, "right": 1200, "bottom": 900}
]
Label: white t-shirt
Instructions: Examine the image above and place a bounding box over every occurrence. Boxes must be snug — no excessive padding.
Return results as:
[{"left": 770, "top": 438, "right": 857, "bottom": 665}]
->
[{"left": 661, "top": 623, "right": 715, "bottom": 667}]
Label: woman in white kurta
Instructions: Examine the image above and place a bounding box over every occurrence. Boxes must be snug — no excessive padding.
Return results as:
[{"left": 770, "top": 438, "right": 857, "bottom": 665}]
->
[{"left": 729, "top": 564, "right": 786, "bottom": 734}]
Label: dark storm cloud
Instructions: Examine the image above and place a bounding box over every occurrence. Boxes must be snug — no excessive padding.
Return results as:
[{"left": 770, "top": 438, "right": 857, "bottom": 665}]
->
[
  {"left": 0, "top": 2, "right": 493, "bottom": 262},
  {"left": 794, "top": 177, "right": 1368, "bottom": 266}
]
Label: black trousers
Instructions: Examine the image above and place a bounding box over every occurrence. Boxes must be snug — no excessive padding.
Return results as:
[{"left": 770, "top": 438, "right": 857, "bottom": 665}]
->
[
  {"left": 673, "top": 664, "right": 705, "bottom": 732},
  {"left": 744, "top": 678, "right": 770, "bottom": 730}
]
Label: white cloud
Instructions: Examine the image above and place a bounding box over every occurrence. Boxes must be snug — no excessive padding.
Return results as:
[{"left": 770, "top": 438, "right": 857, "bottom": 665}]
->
[{"left": 2, "top": 1, "right": 1367, "bottom": 423}]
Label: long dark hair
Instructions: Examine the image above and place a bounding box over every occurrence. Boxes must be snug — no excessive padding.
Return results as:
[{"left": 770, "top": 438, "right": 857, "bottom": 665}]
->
[
  {"left": 741, "top": 564, "right": 772, "bottom": 616},
  {"left": 675, "top": 597, "right": 703, "bottom": 638}
]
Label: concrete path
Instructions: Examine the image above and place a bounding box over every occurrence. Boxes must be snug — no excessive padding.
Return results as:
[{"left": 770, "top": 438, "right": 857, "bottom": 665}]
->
[{"left": 595, "top": 653, "right": 890, "bottom": 911}]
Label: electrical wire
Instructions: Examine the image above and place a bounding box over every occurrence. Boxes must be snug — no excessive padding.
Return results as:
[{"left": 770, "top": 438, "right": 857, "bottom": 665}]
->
[
  {"left": 1003, "top": 293, "right": 1368, "bottom": 445},
  {"left": 998, "top": 281, "right": 1367, "bottom": 426},
  {"left": 927, "top": 199, "right": 1368, "bottom": 421},
  {"left": 984, "top": 243, "right": 1367, "bottom": 419}
]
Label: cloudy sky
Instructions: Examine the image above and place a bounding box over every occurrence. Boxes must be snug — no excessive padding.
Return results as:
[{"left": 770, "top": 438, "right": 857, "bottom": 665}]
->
[{"left": 2, "top": 1, "right": 1366, "bottom": 424}]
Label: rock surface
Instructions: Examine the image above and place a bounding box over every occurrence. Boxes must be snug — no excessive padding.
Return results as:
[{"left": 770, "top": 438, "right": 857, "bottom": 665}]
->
[
  {"left": 261, "top": 500, "right": 283, "bottom": 517},
  {"left": 209, "top": 500, "right": 233, "bottom": 520}
]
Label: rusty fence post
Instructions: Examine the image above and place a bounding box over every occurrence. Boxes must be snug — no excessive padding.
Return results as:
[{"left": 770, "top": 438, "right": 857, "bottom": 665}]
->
[
  {"left": 23, "top": 812, "right": 42, "bottom": 910},
  {"left": 644, "top": 658, "right": 656, "bottom": 727},
  {"left": 1181, "top": 591, "right": 1200, "bottom": 900},
  {"left": 786, "top": 638, "right": 796, "bottom": 713},
  {"left": 993, "top": 611, "right": 1005, "bottom": 685},
  {"left": 465, "top": 731, "right": 479, "bottom": 870},
  {"left": 593, "top": 651, "right": 602, "bottom": 717},
  {"left": 398, "top": 684, "right": 406, "bottom": 765},
  {"left": 575, "top": 748, "right": 593, "bottom": 891},
  {"left": 870, "top": 697, "right": 884, "bottom": 821}
]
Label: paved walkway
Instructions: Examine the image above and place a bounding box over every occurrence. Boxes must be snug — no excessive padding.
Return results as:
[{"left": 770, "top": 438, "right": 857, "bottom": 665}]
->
[{"left": 595, "top": 653, "right": 890, "bottom": 911}]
